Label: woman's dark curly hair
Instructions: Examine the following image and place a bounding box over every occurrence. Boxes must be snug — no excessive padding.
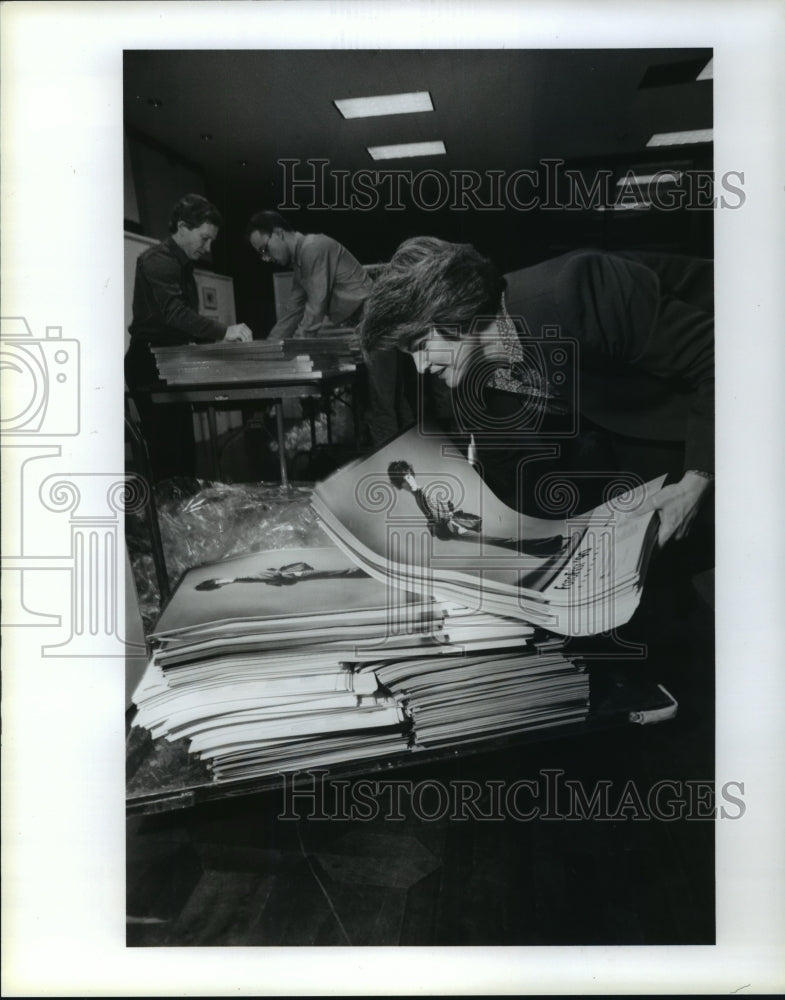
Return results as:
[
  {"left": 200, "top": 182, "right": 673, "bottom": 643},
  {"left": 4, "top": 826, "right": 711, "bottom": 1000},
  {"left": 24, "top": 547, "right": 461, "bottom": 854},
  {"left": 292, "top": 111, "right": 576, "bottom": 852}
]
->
[{"left": 359, "top": 236, "right": 506, "bottom": 352}]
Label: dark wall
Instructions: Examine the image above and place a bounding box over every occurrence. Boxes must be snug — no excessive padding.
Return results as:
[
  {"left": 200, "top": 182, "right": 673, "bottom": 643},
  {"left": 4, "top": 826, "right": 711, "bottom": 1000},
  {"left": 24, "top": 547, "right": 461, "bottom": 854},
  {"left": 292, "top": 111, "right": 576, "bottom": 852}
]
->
[{"left": 125, "top": 127, "right": 209, "bottom": 241}]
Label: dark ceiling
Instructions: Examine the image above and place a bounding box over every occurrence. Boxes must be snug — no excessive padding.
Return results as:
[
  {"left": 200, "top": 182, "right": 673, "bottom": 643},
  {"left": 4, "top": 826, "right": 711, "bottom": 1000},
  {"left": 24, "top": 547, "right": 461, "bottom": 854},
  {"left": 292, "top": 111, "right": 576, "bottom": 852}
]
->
[
  {"left": 124, "top": 48, "right": 713, "bottom": 331},
  {"left": 123, "top": 48, "right": 713, "bottom": 195}
]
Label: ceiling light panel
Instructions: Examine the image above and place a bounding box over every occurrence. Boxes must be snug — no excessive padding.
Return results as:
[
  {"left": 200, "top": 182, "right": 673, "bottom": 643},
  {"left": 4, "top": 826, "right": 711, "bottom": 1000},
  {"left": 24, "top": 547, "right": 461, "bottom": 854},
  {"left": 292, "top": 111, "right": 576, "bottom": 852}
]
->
[
  {"left": 638, "top": 57, "right": 711, "bottom": 89},
  {"left": 616, "top": 171, "right": 682, "bottom": 185},
  {"left": 646, "top": 129, "right": 713, "bottom": 147},
  {"left": 367, "top": 140, "right": 446, "bottom": 161},
  {"left": 335, "top": 91, "right": 434, "bottom": 119}
]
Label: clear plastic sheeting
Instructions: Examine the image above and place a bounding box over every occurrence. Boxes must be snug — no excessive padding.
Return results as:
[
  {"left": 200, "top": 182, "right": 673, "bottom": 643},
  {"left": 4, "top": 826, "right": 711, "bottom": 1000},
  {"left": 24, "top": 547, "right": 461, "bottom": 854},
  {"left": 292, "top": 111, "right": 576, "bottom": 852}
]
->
[
  {"left": 272, "top": 411, "right": 340, "bottom": 454},
  {"left": 126, "top": 478, "right": 329, "bottom": 633}
]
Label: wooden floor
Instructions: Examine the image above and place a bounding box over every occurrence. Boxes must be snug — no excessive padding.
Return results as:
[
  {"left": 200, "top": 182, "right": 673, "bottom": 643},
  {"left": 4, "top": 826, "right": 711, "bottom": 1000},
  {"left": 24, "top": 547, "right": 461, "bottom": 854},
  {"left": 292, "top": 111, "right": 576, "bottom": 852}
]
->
[{"left": 127, "top": 565, "right": 715, "bottom": 947}]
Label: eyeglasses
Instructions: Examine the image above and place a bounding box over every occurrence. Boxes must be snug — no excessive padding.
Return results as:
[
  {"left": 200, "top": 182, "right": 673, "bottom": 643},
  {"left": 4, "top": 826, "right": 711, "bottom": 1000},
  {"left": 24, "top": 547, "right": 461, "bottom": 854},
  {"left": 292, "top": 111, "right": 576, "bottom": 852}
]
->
[
  {"left": 254, "top": 239, "right": 273, "bottom": 262},
  {"left": 251, "top": 232, "right": 275, "bottom": 262}
]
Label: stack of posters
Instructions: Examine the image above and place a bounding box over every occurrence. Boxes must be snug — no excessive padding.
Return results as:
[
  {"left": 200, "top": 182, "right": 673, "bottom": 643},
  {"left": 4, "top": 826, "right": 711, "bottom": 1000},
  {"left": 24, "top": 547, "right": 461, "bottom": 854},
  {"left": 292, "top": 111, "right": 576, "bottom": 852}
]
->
[
  {"left": 358, "top": 645, "right": 589, "bottom": 749},
  {"left": 311, "top": 425, "right": 664, "bottom": 637},
  {"left": 130, "top": 542, "right": 588, "bottom": 782},
  {"left": 278, "top": 332, "right": 362, "bottom": 366},
  {"left": 151, "top": 339, "right": 356, "bottom": 385}
]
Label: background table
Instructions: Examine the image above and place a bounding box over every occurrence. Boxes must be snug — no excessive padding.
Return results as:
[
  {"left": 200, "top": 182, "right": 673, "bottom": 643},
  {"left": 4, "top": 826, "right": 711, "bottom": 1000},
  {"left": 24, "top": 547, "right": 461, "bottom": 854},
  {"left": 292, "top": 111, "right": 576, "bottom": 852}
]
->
[{"left": 148, "top": 369, "right": 361, "bottom": 486}]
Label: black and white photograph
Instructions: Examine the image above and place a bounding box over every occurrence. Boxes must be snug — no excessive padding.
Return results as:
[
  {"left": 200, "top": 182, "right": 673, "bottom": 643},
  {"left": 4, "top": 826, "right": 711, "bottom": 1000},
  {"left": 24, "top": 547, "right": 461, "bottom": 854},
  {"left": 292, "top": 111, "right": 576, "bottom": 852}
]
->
[
  {"left": 122, "top": 40, "right": 721, "bottom": 949},
  {"left": 2, "top": 2, "right": 784, "bottom": 996}
]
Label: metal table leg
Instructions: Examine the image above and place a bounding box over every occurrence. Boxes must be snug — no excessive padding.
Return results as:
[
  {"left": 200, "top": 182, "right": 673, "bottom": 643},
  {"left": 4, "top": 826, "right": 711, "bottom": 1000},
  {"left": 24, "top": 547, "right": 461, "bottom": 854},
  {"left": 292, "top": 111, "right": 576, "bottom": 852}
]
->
[
  {"left": 352, "top": 383, "right": 361, "bottom": 448},
  {"left": 325, "top": 393, "right": 333, "bottom": 445},
  {"left": 205, "top": 405, "right": 220, "bottom": 480},
  {"left": 124, "top": 412, "right": 170, "bottom": 604},
  {"left": 275, "top": 400, "right": 289, "bottom": 486}
]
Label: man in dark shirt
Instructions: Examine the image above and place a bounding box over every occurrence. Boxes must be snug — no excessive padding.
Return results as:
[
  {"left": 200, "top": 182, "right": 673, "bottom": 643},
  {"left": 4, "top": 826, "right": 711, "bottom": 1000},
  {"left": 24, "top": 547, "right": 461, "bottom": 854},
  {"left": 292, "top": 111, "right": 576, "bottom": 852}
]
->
[
  {"left": 246, "top": 210, "right": 414, "bottom": 446},
  {"left": 126, "top": 193, "right": 252, "bottom": 479}
]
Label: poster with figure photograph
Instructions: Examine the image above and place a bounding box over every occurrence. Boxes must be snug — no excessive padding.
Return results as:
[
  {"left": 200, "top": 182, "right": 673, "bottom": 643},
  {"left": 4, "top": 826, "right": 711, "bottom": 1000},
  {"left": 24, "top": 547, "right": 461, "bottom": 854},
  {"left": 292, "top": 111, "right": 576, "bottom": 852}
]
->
[
  {"left": 312, "top": 424, "right": 663, "bottom": 633},
  {"left": 153, "top": 545, "right": 386, "bottom": 635},
  {"left": 2, "top": 2, "right": 784, "bottom": 997}
]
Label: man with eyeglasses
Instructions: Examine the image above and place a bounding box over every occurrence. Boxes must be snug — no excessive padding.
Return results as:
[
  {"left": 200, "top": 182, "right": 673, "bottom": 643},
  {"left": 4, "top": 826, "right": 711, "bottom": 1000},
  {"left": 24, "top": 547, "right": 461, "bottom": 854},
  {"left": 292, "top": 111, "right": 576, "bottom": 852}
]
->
[
  {"left": 246, "top": 209, "right": 414, "bottom": 446},
  {"left": 246, "top": 210, "right": 373, "bottom": 341}
]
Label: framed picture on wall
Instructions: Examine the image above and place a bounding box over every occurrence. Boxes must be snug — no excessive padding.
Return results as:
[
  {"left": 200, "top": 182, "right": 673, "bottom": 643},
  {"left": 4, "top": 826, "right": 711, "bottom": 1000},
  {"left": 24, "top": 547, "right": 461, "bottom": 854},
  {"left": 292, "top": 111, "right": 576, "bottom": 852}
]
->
[{"left": 201, "top": 285, "right": 218, "bottom": 311}]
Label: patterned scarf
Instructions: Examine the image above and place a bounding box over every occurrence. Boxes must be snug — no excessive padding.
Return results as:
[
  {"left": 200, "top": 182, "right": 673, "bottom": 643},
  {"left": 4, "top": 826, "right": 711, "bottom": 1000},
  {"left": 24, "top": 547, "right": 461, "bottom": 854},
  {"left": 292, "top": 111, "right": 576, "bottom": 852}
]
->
[{"left": 488, "top": 293, "right": 570, "bottom": 415}]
